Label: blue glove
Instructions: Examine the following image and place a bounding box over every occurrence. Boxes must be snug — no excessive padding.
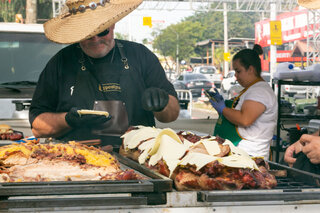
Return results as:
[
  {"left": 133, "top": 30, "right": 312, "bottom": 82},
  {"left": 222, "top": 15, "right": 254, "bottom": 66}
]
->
[{"left": 206, "top": 89, "right": 226, "bottom": 114}]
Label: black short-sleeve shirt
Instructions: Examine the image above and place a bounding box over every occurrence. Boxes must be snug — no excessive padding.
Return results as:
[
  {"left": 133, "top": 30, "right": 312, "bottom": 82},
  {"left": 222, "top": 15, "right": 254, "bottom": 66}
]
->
[{"left": 29, "top": 39, "right": 177, "bottom": 142}]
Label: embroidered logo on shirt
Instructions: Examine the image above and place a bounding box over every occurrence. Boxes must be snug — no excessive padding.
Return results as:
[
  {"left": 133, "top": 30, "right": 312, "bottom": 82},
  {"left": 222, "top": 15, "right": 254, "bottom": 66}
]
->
[{"left": 99, "top": 83, "right": 121, "bottom": 92}]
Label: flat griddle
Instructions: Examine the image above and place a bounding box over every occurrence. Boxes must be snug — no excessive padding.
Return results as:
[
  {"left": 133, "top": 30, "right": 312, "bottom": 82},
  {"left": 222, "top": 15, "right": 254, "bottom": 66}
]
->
[
  {"left": 0, "top": 151, "right": 172, "bottom": 209},
  {"left": 198, "top": 161, "right": 320, "bottom": 202}
]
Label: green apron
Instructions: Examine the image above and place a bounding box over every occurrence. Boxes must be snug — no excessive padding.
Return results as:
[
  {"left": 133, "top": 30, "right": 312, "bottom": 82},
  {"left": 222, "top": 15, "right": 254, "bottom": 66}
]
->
[{"left": 213, "top": 99, "right": 242, "bottom": 146}]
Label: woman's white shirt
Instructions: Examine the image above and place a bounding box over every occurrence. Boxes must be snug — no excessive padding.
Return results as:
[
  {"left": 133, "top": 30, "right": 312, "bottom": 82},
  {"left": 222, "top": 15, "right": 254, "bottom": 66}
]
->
[{"left": 235, "top": 81, "right": 278, "bottom": 159}]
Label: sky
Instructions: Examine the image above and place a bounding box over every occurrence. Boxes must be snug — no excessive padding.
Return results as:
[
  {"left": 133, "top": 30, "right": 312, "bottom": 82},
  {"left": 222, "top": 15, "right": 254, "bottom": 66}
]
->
[{"left": 115, "top": 1, "right": 205, "bottom": 43}]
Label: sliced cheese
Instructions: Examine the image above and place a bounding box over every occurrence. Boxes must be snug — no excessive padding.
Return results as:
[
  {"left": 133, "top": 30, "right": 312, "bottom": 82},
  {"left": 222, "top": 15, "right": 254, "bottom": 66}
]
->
[
  {"left": 128, "top": 127, "right": 159, "bottom": 149},
  {"left": 220, "top": 139, "right": 259, "bottom": 170},
  {"left": 138, "top": 138, "right": 156, "bottom": 164},
  {"left": 121, "top": 126, "right": 160, "bottom": 150},
  {"left": 219, "top": 155, "right": 259, "bottom": 170},
  {"left": 199, "top": 139, "right": 221, "bottom": 156},
  {"left": 148, "top": 134, "right": 188, "bottom": 177},
  {"left": 149, "top": 128, "right": 182, "bottom": 155},
  {"left": 222, "top": 139, "right": 250, "bottom": 158},
  {"left": 179, "top": 152, "right": 219, "bottom": 171}
]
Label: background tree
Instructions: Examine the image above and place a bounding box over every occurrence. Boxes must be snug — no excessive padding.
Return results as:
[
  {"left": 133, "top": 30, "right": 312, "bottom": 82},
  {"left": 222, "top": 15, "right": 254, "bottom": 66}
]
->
[
  {"left": 115, "top": 32, "right": 129, "bottom": 40},
  {"left": 0, "top": 0, "right": 52, "bottom": 23},
  {"left": 153, "top": 21, "right": 205, "bottom": 64},
  {"left": 153, "top": 9, "right": 259, "bottom": 65},
  {"left": 0, "top": 0, "right": 25, "bottom": 22}
]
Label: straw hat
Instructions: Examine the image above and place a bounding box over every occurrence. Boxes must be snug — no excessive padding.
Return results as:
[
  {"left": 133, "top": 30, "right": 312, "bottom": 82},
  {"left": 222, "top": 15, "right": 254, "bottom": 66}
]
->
[
  {"left": 298, "top": 0, "right": 320, "bottom": 9},
  {"left": 44, "top": 0, "right": 143, "bottom": 44}
]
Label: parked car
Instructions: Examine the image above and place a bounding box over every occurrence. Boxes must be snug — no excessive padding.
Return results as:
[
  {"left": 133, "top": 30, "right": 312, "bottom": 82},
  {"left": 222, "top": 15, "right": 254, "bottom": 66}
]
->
[
  {"left": 227, "top": 82, "right": 244, "bottom": 99},
  {"left": 261, "top": 72, "right": 271, "bottom": 84},
  {"left": 226, "top": 72, "right": 275, "bottom": 99},
  {"left": 0, "top": 23, "right": 66, "bottom": 135},
  {"left": 172, "top": 73, "right": 214, "bottom": 98},
  {"left": 221, "top": 70, "right": 236, "bottom": 92},
  {"left": 193, "top": 65, "right": 223, "bottom": 88}
]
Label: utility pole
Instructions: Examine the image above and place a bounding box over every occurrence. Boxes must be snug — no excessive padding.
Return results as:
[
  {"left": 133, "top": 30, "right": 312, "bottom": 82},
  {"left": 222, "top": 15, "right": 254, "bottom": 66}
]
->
[
  {"left": 176, "top": 33, "right": 180, "bottom": 74},
  {"left": 223, "top": 2, "right": 229, "bottom": 77},
  {"left": 26, "top": 0, "right": 37, "bottom": 23},
  {"left": 170, "top": 28, "right": 180, "bottom": 74},
  {"left": 270, "top": 1, "right": 277, "bottom": 78}
]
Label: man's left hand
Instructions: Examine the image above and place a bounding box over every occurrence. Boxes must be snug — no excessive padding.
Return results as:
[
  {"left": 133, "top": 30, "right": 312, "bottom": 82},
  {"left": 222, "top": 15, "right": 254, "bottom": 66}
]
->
[{"left": 141, "top": 87, "right": 169, "bottom": 112}]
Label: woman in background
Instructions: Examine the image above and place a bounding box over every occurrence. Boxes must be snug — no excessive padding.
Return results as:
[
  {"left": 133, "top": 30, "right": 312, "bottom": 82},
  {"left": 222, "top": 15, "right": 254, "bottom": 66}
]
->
[{"left": 208, "top": 44, "right": 277, "bottom": 159}]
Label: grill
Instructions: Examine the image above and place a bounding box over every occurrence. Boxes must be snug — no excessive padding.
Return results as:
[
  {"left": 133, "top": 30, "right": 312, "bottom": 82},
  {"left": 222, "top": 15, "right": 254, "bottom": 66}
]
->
[
  {"left": 1, "top": 153, "right": 320, "bottom": 211},
  {"left": 198, "top": 161, "right": 320, "bottom": 203},
  {"left": 0, "top": 152, "right": 172, "bottom": 210}
]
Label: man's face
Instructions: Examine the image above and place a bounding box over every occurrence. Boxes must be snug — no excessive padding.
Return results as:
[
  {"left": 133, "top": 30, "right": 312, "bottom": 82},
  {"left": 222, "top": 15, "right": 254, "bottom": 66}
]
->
[{"left": 79, "top": 24, "right": 115, "bottom": 58}]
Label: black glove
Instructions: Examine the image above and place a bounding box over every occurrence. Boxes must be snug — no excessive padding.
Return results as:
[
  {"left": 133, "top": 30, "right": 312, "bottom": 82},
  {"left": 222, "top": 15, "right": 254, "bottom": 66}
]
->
[
  {"left": 65, "top": 107, "right": 111, "bottom": 128},
  {"left": 141, "top": 87, "right": 169, "bottom": 112}
]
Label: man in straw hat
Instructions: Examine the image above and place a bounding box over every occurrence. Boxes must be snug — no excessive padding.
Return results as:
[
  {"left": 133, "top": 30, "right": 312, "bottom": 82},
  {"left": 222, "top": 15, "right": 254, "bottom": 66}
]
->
[{"left": 29, "top": 0, "right": 180, "bottom": 147}]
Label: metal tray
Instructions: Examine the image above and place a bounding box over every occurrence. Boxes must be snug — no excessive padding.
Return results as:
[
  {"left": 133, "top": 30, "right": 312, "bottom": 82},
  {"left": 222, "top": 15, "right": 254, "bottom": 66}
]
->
[{"left": 0, "top": 151, "right": 172, "bottom": 209}]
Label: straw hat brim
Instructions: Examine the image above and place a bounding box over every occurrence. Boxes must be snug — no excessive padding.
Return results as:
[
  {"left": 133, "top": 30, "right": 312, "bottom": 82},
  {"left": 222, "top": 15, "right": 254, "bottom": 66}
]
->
[
  {"left": 44, "top": 0, "right": 143, "bottom": 44},
  {"left": 298, "top": 0, "right": 320, "bottom": 9}
]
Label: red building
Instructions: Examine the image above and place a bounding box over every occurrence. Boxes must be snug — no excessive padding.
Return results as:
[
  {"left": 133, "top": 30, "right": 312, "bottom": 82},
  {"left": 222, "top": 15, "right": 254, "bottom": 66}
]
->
[{"left": 255, "top": 8, "right": 320, "bottom": 71}]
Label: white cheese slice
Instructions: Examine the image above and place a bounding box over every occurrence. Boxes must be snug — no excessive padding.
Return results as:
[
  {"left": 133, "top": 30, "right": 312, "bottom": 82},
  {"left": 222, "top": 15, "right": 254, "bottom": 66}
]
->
[
  {"left": 138, "top": 138, "right": 156, "bottom": 164},
  {"left": 121, "top": 126, "right": 160, "bottom": 150},
  {"left": 183, "top": 139, "right": 194, "bottom": 147},
  {"left": 148, "top": 134, "right": 188, "bottom": 177},
  {"left": 149, "top": 128, "right": 182, "bottom": 155},
  {"left": 200, "top": 139, "right": 221, "bottom": 156},
  {"left": 222, "top": 139, "right": 250, "bottom": 158},
  {"left": 179, "top": 152, "right": 219, "bottom": 171},
  {"left": 219, "top": 155, "right": 259, "bottom": 170}
]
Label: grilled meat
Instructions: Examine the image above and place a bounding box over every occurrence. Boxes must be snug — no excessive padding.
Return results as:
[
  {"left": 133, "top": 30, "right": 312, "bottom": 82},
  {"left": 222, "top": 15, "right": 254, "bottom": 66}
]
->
[
  {"left": 0, "top": 141, "right": 143, "bottom": 182},
  {"left": 120, "top": 126, "right": 277, "bottom": 191}
]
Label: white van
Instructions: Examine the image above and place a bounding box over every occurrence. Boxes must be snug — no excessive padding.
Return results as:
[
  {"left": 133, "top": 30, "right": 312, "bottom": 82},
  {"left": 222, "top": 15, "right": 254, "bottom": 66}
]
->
[
  {"left": 0, "top": 23, "right": 66, "bottom": 136},
  {"left": 193, "top": 65, "right": 223, "bottom": 88}
]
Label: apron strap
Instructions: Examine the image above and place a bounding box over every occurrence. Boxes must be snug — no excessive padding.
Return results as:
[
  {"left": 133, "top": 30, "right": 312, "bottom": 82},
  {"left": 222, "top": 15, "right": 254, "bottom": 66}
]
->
[{"left": 116, "top": 41, "right": 130, "bottom": 70}]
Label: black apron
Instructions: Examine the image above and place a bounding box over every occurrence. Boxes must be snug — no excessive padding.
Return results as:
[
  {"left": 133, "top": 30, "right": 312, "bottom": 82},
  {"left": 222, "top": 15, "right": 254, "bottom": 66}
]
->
[{"left": 67, "top": 42, "right": 129, "bottom": 147}]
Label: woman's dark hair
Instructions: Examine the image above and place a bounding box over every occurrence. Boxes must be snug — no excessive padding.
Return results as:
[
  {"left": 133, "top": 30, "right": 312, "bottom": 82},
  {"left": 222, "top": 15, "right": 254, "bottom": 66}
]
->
[{"left": 232, "top": 44, "right": 263, "bottom": 76}]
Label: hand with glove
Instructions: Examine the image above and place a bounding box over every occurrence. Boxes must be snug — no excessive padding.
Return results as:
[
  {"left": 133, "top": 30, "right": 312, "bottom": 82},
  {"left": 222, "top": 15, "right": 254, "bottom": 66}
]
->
[
  {"left": 141, "top": 87, "right": 169, "bottom": 112},
  {"left": 65, "top": 107, "right": 111, "bottom": 128},
  {"left": 205, "top": 88, "right": 226, "bottom": 114}
]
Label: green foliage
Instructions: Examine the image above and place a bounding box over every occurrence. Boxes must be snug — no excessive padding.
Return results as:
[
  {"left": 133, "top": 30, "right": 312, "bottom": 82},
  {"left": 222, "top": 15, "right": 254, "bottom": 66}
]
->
[
  {"left": 115, "top": 32, "right": 129, "bottom": 40},
  {"left": 37, "top": 0, "right": 53, "bottom": 21},
  {"left": 0, "top": 0, "right": 25, "bottom": 22},
  {"left": 153, "top": 21, "right": 205, "bottom": 62},
  {"left": 153, "top": 9, "right": 260, "bottom": 64},
  {"left": 0, "top": 0, "right": 52, "bottom": 22}
]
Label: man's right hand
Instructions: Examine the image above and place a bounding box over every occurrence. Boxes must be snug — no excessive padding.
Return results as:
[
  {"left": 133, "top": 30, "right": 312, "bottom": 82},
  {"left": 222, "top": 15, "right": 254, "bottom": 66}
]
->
[
  {"left": 284, "top": 141, "right": 303, "bottom": 167},
  {"left": 65, "top": 107, "right": 111, "bottom": 128}
]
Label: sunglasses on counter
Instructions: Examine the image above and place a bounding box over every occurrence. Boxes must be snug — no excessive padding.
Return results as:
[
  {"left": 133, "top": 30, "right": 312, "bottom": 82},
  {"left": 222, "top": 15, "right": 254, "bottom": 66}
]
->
[{"left": 96, "top": 29, "right": 110, "bottom": 37}]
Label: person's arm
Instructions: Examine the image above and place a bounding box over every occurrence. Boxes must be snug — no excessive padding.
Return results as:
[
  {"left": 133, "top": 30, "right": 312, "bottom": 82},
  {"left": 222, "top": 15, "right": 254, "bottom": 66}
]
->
[
  {"left": 300, "top": 134, "right": 320, "bottom": 164},
  {"left": 154, "top": 95, "right": 180, "bottom": 123},
  {"left": 223, "top": 100, "right": 266, "bottom": 127},
  {"left": 31, "top": 112, "right": 71, "bottom": 138}
]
